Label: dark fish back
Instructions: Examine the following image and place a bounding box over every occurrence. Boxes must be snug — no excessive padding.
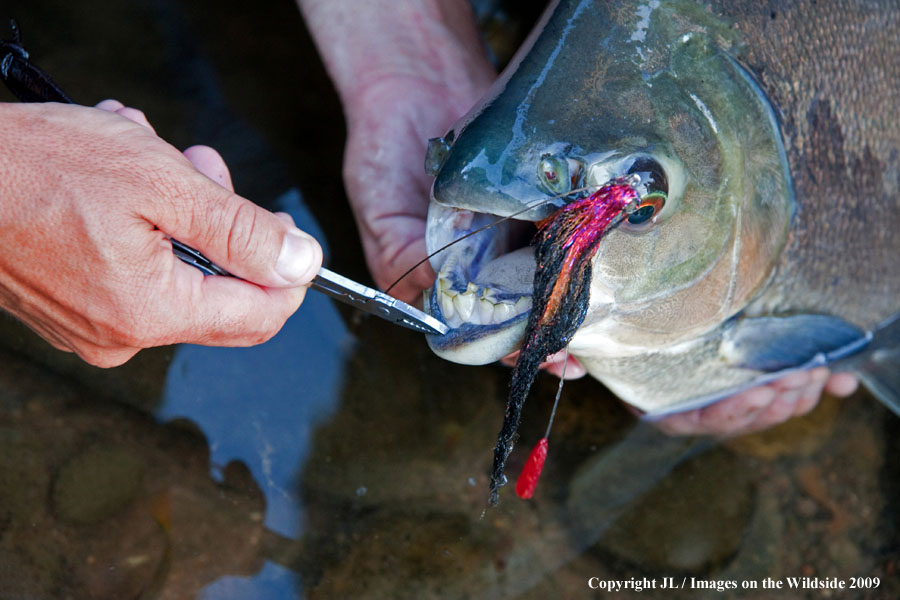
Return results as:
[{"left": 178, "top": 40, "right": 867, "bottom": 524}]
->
[{"left": 712, "top": 1, "right": 900, "bottom": 327}]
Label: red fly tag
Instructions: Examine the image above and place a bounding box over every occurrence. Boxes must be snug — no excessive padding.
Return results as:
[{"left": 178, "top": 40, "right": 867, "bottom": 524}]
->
[{"left": 515, "top": 437, "right": 549, "bottom": 499}]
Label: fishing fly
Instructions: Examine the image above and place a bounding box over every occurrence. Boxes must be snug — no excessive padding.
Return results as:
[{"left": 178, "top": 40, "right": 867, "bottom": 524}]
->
[
  {"left": 514, "top": 346, "right": 568, "bottom": 500},
  {"left": 488, "top": 179, "right": 639, "bottom": 504},
  {"left": 389, "top": 175, "right": 642, "bottom": 505}
]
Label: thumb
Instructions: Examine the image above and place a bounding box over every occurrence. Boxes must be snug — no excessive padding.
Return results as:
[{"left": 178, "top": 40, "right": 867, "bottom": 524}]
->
[{"left": 147, "top": 167, "right": 323, "bottom": 287}]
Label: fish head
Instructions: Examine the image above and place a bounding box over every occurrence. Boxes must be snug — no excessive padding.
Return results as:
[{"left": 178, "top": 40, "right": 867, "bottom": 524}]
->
[{"left": 424, "top": 0, "right": 793, "bottom": 408}]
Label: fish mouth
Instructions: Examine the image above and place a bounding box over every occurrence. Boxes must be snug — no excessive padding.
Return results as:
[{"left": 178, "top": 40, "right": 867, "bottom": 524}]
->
[{"left": 424, "top": 200, "right": 538, "bottom": 364}]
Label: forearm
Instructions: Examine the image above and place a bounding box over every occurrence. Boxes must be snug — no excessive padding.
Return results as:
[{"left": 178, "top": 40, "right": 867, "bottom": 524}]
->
[{"left": 297, "top": 0, "right": 493, "bottom": 115}]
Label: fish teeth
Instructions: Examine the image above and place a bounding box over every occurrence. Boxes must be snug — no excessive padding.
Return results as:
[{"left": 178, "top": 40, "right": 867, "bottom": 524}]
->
[
  {"left": 476, "top": 298, "right": 494, "bottom": 323},
  {"left": 453, "top": 291, "right": 476, "bottom": 321},
  {"left": 440, "top": 292, "right": 456, "bottom": 320},
  {"left": 438, "top": 276, "right": 454, "bottom": 294},
  {"left": 436, "top": 279, "right": 532, "bottom": 327},
  {"left": 493, "top": 301, "right": 515, "bottom": 323}
]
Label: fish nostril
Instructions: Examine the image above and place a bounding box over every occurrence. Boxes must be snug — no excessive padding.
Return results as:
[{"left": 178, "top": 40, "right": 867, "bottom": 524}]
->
[{"left": 538, "top": 153, "right": 571, "bottom": 196}]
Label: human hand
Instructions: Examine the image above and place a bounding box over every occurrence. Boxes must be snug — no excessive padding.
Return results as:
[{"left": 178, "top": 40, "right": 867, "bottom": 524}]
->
[
  {"left": 0, "top": 101, "right": 322, "bottom": 367},
  {"left": 299, "top": 0, "right": 495, "bottom": 303},
  {"left": 653, "top": 368, "right": 859, "bottom": 436},
  {"left": 342, "top": 75, "right": 494, "bottom": 302},
  {"left": 500, "top": 349, "right": 588, "bottom": 380}
]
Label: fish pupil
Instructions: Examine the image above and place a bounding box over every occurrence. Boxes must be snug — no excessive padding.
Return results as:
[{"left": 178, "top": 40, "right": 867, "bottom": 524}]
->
[{"left": 627, "top": 204, "right": 656, "bottom": 224}]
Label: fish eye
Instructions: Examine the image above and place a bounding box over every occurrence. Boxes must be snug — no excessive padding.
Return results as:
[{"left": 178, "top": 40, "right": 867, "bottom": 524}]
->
[
  {"left": 538, "top": 153, "right": 571, "bottom": 196},
  {"left": 625, "top": 156, "right": 668, "bottom": 226}
]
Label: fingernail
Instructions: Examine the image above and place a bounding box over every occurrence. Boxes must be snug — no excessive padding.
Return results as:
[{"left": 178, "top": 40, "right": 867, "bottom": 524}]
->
[{"left": 276, "top": 229, "right": 318, "bottom": 284}]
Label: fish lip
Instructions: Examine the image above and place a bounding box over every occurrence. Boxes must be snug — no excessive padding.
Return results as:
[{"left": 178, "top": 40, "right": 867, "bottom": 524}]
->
[
  {"left": 424, "top": 283, "right": 532, "bottom": 364},
  {"left": 425, "top": 299, "right": 529, "bottom": 349}
]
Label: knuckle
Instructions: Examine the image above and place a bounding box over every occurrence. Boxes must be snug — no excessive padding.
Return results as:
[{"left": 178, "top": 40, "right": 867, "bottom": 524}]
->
[
  {"left": 248, "top": 300, "right": 293, "bottom": 346},
  {"left": 244, "top": 311, "right": 283, "bottom": 346},
  {"left": 117, "top": 106, "right": 143, "bottom": 120},
  {"left": 144, "top": 165, "right": 205, "bottom": 234},
  {"left": 224, "top": 200, "right": 261, "bottom": 264},
  {"left": 77, "top": 345, "right": 137, "bottom": 368}
]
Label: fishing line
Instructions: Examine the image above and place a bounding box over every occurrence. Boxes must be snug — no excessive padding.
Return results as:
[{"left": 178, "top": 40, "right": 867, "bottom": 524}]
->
[{"left": 545, "top": 346, "right": 568, "bottom": 438}]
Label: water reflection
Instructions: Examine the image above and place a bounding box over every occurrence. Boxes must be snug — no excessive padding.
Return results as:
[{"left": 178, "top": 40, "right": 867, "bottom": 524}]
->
[
  {"left": 158, "top": 189, "right": 352, "bottom": 540},
  {"left": 199, "top": 562, "right": 302, "bottom": 600}
]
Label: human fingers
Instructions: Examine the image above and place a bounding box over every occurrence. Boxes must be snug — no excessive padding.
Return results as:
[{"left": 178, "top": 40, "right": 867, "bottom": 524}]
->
[
  {"left": 94, "top": 99, "right": 155, "bottom": 132},
  {"left": 152, "top": 266, "right": 308, "bottom": 348},
  {"left": 145, "top": 149, "right": 317, "bottom": 344},
  {"left": 143, "top": 153, "right": 318, "bottom": 345},
  {"left": 134, "top": 133, "right": 318, "bottom": 343},
  {"left": 542, "top": 351, "right": 588, "bottom": 379},
  {"left": 654, "top": 368, "right": 832, "bottom": 437},
  {"left": 183, "top": 145, "right": 234, "bottom": 191},
  {"left": 95, "top": 98, "right": 125, "bottom": 111},
  {"left": 654, "top": 385, "right": 776, "bottom": 436},
  {"left": 143, "top": 166, "right": 322, "bottom": 289},
  {"left": 824, "top": 372, "right": 859, "bottom": 397},
  {"left": 500, "top": 350, "right": 587, "bottom": 380},
  {"left": 274, "top": 212, "right": 296, "bottom": 227},
  {"left": 741, "top": 367, "right": 829, "bottom": 430}
]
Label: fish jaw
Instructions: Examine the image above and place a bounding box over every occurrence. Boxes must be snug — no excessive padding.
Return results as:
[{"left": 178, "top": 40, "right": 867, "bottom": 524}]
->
[{"left": 424, "top": 201, "right": 536, "bottom": 364}]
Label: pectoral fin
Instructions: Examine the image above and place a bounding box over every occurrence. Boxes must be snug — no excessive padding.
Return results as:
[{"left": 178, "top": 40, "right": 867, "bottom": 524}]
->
[
  {"left": 721, "top": 312, "right": 900, "bottom": 416},
  {"left": 721, "top": 314, "right": 871, "bottom": 372},
  {"left": 643, "top": 314, "right": 896, "bottom": 420}
]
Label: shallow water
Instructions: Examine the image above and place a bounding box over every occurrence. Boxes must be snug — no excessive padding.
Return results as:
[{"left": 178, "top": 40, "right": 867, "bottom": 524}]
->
[{"left": 1, "top": 1, "right": 897, "bottom": 598}]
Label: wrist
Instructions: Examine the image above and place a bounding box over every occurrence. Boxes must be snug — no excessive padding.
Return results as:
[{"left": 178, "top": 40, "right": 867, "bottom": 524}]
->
[
  {"left": 0, "top": 103, "right": 40, "bottom": 202},
  {"left": 298, "top": 0, "right": 493, "bottom": 118}
]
